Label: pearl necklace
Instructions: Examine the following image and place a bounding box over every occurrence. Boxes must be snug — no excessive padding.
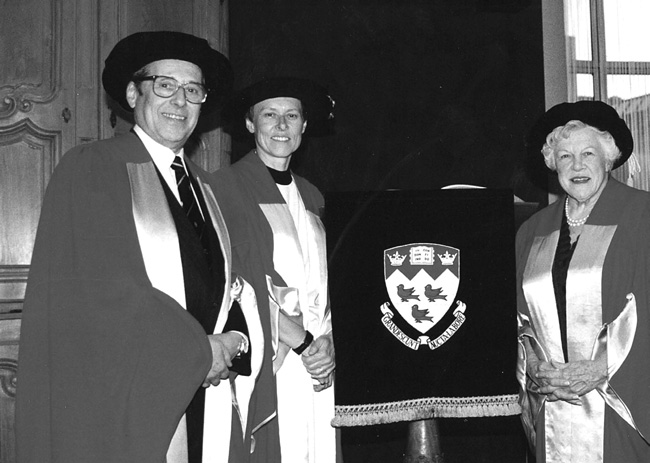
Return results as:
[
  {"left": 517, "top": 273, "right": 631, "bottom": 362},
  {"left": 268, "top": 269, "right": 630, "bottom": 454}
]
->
[{"left": 565, "top": 197, "right": 589, "bottom": 227}]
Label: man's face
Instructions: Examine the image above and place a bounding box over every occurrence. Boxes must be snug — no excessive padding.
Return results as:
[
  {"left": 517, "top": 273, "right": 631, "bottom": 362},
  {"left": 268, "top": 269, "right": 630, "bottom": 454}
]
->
[{"left": 126, "top": 59, "right": 203, "bottom": 152}]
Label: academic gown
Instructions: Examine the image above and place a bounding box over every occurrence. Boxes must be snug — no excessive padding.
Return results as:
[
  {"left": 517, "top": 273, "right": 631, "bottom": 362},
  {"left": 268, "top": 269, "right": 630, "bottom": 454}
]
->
[
  {"left": 516, "top": 178, "right": 650, "bottom": 462},
  {"left": 213, "top": 151, "right": 335, "bottom": 463},
  {"left": 15, "top": 133, "right": 249, "bottom": 463}
]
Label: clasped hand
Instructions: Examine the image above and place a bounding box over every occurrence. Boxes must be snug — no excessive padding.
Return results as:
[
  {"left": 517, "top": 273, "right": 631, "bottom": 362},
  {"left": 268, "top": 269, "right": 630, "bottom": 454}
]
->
[
  {"left": 528, "top": 357, "right": 607, "bottom": 405},
  {"left": 203, "top": 332, "right": 242, "bottom": 387},
  {"left": 301, "top": 333, "right": 336, "bottom": 392}
]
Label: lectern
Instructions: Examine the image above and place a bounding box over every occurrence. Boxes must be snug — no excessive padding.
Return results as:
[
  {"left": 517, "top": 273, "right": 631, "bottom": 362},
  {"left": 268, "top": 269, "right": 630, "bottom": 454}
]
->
[{"left": 325, "top": 189, "right": 521, "bottom": 461}]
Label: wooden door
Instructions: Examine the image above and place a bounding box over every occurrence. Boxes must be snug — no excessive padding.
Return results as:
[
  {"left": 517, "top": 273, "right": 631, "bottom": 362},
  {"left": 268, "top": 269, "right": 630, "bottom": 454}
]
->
[
  {"left": 1, "top": 3, "right": 82, "bottom": 458},
  {"left": 0, "top": 2, "right": 230, "bottom": 462}
]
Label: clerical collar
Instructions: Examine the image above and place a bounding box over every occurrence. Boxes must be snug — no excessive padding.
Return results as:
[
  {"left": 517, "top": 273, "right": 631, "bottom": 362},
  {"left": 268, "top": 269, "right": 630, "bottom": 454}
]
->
[{"left": 266, "top": 166, "right": 293, "bottom": 185}]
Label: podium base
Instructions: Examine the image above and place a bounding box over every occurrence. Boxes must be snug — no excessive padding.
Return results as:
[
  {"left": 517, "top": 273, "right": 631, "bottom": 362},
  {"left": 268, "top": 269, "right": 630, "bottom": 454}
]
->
[{"left": 404, "top": 419, "right": 445, "bottom": 463}]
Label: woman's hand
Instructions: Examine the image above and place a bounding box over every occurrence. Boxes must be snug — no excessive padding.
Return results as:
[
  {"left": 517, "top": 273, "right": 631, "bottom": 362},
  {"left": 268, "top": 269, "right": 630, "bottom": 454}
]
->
[
  {"left": 278, "top": 311, "right": 306, "bottom": 348},
  {"left": 301, "top": 333, "right": 335, "bottom": 391},
  {"left": 524, "top": 339, "right": 572, "bottom": 399},
  {"left": 527, "top": 358, "right": 577, "bottom": 403},
  {"left": 531, "top": 357, "right": 607, "bottom": 405}
]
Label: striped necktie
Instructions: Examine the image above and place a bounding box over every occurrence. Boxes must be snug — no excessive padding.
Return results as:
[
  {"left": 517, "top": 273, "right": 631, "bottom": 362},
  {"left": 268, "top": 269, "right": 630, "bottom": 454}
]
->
[{"left": 171, "top": 154, "right": 205, "bottom": 237}]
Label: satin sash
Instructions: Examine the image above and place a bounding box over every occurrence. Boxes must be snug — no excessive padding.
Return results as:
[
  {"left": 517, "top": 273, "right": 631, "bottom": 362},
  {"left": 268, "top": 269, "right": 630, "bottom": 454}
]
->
[
  {"left": 259, "top": 202, "right": 330, "bottom": 335},
  {"left": 195, "top": 176, "right": 238, "bottom": 462},
  {"left": 260, "top": 189, "right": 335, "bottom": 463},
  {"left": 231, "top": 276, "right": 268, "bottom": 436},
  {"left": 128, "top": 162, "right": 189, "bottom": 463},
  {"left": 593, "top": 293, "right": 647, "bottom": 444},
  {"left": 521, "top": 224, "right": 615, "bottom": 462},
  {"left": 128, "top": 162, "right": 186, "bottom": 309},
  {"left": 128, "top": 162, "right": 238, "bottom": 463},
  {"left": 267, "top": 274, "right": 301, "bottom": 360}
]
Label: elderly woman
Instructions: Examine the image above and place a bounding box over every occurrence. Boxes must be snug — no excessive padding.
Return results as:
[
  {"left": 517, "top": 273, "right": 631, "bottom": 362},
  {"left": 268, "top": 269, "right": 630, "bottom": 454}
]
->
[
  {"left": 517, "top": 100, "right": 650, "bottom": 462},
  {"left": 214, "top": 77, "right": 336, "bottom": 462}
]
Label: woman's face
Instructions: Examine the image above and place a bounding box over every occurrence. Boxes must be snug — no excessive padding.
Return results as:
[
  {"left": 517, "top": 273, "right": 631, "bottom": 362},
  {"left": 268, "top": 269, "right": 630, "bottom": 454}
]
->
[
  {"left": 246, "top": 97, "right": 307, "bottom": 171},
  {"left": 555, "top": 127, "right": 610, "bottom": 205}
]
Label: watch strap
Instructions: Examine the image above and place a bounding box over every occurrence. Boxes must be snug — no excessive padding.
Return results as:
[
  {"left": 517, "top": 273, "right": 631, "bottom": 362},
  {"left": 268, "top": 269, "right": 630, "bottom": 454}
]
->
[{"left": 293, "top": 330, "right": 314, "bottom": 355}]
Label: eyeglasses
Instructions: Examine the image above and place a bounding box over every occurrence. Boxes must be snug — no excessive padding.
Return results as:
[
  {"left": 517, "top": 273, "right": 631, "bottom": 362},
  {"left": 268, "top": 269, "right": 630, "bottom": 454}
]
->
[{"left": 134, "top": 75, "right": 208, "bottom": 104}]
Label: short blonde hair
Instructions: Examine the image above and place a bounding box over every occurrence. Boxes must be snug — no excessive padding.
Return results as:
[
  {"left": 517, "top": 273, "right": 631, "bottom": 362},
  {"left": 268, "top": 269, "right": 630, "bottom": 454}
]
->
[{"left": 541, "top": 120, "right": 621, "bottom": 171}]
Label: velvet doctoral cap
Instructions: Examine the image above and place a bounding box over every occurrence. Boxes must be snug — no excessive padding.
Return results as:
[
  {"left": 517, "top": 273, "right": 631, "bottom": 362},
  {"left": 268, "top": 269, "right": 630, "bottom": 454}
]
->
[
  {"left": 102, "top": 31, "right": 233, "bottom": 115},
  {"left": 222, "top": 76, "right": 335, "bottom": 139},
  {"left": 527, "top": 100, "right": 633, "bottom": 170}
]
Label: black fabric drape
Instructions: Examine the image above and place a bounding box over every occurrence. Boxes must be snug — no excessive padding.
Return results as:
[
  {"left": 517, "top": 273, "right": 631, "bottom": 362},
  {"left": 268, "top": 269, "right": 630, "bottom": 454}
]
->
[{"left": 326, "top": 189, "right": 518, "bottom": 418}]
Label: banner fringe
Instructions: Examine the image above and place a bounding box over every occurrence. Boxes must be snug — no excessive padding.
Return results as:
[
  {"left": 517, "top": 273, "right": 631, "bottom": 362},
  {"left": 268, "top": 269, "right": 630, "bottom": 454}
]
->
[{"left": 332, "top": 394, "right": 521, "bottom": 427}]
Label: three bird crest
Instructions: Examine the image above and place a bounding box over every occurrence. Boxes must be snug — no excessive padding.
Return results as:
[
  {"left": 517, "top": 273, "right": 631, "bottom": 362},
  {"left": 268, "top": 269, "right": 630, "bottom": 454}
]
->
[{"left": 384, "top": 243, "right": 460, "bottom": 334}]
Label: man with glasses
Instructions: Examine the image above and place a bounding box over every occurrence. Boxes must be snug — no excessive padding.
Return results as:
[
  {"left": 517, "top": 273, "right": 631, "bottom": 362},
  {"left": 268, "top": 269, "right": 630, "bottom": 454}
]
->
[
  {"left": 134, "top": 76, "right": 208, "bottom": 103},
  {"left": 15, "top": 31, "right": 275, "bottom": 463}
]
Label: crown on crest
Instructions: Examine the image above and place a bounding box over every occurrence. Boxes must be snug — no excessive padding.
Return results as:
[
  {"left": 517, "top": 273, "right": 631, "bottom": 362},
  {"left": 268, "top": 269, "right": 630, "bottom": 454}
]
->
[
  {"left": 388, "top": 251, "right": 407, "bottom": 266},
  {"left": 438, "top": 251, "right": 457, "bottom": 266}
]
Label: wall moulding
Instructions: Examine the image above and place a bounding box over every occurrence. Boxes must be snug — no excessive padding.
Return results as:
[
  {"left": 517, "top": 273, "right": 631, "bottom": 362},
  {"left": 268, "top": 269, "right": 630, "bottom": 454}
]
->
[{"left": 0, "top": 0, "right": 62, "bottom": 119}]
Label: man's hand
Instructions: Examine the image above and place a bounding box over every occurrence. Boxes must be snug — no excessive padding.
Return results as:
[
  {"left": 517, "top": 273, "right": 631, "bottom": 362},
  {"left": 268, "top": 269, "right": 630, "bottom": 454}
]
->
[
  {"left": 203, "top": 332, "right": 242, "bottom": 387},
  {"left": 301, "top": 333, "right": 335, "bottom": 391}
]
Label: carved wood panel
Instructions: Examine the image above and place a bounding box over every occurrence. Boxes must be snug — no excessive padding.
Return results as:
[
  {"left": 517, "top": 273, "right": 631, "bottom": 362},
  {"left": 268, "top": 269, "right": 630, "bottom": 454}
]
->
[
  {"left": 0, "top": 319, "right": 19, "bottom": 463},
  {"left": 0, "top": 120, "right": 60, "bottom": 309},
  {"left": 1, "top": 0, "right": 77, "bottom": 314},
  {"left": 0, "top": 0, "right": 60, "bottom": 121},
  {"left": 0, "top": 2, "right": 97, "bottom": 461}
]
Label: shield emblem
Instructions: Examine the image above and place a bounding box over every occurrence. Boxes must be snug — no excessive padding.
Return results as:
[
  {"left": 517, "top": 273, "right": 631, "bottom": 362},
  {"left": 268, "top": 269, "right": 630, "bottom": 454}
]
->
[{"left": 384, "top": 243, "right": 460, "bottom": 333}]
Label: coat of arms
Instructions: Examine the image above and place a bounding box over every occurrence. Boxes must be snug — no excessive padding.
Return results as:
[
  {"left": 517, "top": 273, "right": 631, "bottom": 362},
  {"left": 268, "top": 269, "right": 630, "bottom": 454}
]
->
[{"left": 381, "top": 243, "right": 466, "bottom": 350}]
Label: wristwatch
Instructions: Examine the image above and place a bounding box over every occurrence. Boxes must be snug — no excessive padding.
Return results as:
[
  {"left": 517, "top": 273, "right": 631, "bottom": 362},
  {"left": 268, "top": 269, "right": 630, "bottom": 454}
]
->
[
  {"left": 234, "top": 332, "right": 249, "bottom": 358},
  {"left": 293, "top": 330, "right": 314, "bottom": 355}
]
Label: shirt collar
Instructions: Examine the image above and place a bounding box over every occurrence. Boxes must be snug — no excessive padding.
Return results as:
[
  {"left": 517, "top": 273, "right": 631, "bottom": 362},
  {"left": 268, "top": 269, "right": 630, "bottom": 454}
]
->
[{"left": 133, "top": 125, "right": 184, "bottom": 171}]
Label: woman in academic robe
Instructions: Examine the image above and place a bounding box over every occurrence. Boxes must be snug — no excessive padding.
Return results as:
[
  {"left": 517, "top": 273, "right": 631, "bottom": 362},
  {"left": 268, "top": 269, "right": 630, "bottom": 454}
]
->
[
  {"left": 517, "top": 100, "right": 650, "bottom": 462},
  {"left": 214, "top": 77, "right": 337, "bottom": 463}
]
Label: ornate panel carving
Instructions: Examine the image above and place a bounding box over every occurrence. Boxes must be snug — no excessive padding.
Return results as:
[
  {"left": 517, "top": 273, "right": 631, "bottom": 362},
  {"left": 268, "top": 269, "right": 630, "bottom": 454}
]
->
[
  {"left": 0, "top": 318, "right": 20, "bottom": 463},
  {"left": 0, "top": 119, "right": 60, "bottom": 306},
  {"left": 0, "top": 357, "right": 18, "bottom": 463},
  {"left": 0, "top": 359, "right": 17, "bottom": 400},
  {"left": 0, "top": 0, "right": 61, "bottom": 119}
]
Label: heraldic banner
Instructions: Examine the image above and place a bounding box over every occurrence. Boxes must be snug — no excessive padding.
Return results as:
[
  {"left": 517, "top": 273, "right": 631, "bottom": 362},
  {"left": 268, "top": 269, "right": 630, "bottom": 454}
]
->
[{"left": 325, "top": 189, "right": 520, "bottom": 427}]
